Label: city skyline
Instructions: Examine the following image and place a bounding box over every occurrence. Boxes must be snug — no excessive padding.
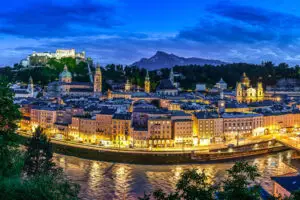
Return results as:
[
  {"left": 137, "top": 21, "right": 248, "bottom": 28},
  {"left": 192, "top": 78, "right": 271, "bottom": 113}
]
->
[{"left": 2, "top": 0, "right": 300, "bottom": 66}]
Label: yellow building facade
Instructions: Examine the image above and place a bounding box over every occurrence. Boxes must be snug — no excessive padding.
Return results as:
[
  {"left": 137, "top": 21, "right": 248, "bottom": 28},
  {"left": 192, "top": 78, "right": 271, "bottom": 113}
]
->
[
  {"left": 236, "top": 73, "right": 264, "bottom": 103},
  {"left": 144, "top": 70, "right": 151, "bottom": 93}
]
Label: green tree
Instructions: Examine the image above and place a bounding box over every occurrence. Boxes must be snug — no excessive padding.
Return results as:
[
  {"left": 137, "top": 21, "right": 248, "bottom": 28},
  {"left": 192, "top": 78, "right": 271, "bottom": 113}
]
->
[
  {"left": 0, "top": 77, "right": 22, "bottom": 177},
  {"left": 140, "top": 169, "right": 217, "bottom": 200},
  {"left": 218, "top": 161, "right": 261, "bottom": 200},
  {"left": 140, "top": 161, "right": 263, "bottom": 200},
  {"left": 23, "top": 127, "right": 56, "bottom": 176},
  {"left": 0, "top": 78, "right": 80, "bottom": 200}
]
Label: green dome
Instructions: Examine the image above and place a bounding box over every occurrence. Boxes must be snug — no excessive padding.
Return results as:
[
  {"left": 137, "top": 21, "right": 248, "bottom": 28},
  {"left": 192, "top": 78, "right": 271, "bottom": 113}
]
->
[{"left": 59, "top": 65, "right": 72, "bottom": 79}]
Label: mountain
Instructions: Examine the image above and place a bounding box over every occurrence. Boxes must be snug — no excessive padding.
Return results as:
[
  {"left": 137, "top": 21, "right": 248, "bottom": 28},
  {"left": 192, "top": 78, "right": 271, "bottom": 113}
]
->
[{"left": 131, "top": 51, "right": 227, "bottom": 70}]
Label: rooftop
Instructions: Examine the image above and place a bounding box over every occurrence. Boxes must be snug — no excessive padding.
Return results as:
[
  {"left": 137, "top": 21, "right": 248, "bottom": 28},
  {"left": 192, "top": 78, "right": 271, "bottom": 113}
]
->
[
  {"left": 271, "top": 175, "right": 300, "bottom": 192},
  {"left": 222, "top": 112, "right": 263, "bottom": 118},
  {"left": 194, "top": 112, "right": 219, "bottom": 119},
  {"left": 156, "top": 79, "right": 177, "bottom": 90},
  {"left": 112, "top": 112, "right": 132, "bottom": 120}
]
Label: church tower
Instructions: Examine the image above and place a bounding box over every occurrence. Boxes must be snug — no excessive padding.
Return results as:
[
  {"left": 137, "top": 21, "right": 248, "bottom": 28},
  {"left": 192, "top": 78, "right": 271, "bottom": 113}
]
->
[
  {"left": 144, "top": 70, "right": 150, "bottom": 93},
  {"left": 125, "top": 79, "right": 131, "bottom": 92},
  {"left": 169, "top": 67, "right": 174, "bottom": 84},
  {"left": 218, "top": 89, "right": 225, "bottom": 114},
  {"left": 27, "top": 76, "right": 34, "bottom": 97},
  {"left": 236, "top": 82, "right": 243, "bottom": 103},
  {"left": 94, "top": 63, "right": 102, "bottom": 94},
  {"left": 257, "top": 77, "right": 264, "bottom": 102}
]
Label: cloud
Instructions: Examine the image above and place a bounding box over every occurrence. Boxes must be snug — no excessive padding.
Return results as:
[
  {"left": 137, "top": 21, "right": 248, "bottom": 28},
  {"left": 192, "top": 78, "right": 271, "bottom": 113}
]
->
[
  {"left": 178, "top": 2, "right": 300, "bottom": 45},
  {"left": 0, "top": 0, "right": 121, "bottom": 38}
]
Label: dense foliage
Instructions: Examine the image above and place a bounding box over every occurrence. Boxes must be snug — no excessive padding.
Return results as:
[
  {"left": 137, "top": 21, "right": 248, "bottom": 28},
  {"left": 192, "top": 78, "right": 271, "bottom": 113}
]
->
[
  {"left": 139, "top": 161, "right": 300, "bottom": 200},
  {"left": 0, "top": 79, "right": 79, "bottom": 200},
  {"left": 23, "top": 126, "right": 56, "bottom": 176}
]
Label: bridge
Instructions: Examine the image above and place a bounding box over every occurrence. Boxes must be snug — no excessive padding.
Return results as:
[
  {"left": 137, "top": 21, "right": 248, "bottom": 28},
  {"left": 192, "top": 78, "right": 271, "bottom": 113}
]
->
[{"left": 275, "top": 135, "right": 300, "bottom": 153}]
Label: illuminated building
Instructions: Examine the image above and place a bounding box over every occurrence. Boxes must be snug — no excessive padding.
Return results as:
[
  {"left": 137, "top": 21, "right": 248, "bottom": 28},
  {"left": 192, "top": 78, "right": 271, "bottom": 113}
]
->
[
  {"left": 93, "top": 64, "right": 102, "bottom": 95},
  {"left": 30, "top": 107, "right": 57, "bottom": 130},
  {"left": 125, "top": 79, "right": 131, "bottom": 92},
  {"left": 130, "top": 127, "right": 149, "bottom": 148},
  {"left": 218, "top": 89, "right": 225, "bottom": 113},
  {"left": 156, "top": 68, "right": 178, "bottom": 96},
  {"left": 95, "top": 108, "right": 116, "bottom": 144},
  {"left": 168, "top": 102, "right": 181, "bottom": 111},
  {"left": 47, "top": 65, "right": 105, "bottom": 97},
  {"left": 173, "top": 119, "right": 193, "bottom": 146},
  {"left": 144, "top": 70, "right": 151, "bottom": 93},
  {"left": 193, "top": 112, "right": 221, "bottom": 145},
  {"left": 263, "top": 112, "right": 300, "bottom": 133},
  {"left": 112, "top": 113, "right": 132, "bottom": 146},
  {"left": 31, "top": 49, "right": 85, "bottom": 60},
  {"left": 69, "top": 116, "right": 98, "bottom": 143},
  {"left": 12, "top": 76, "right": 35, "bottom": 98},
  {"left": 222, "top": 112, "right": 263, "bottom": 140},
  {"left": 148, "top": 117, "right": 173, "bottom": 147},
  {"left": 236, "top": 73, "right": 264, "bottom": 103},
  {"left": 215, "top": 78, "right": 227, "bottom": 90}
]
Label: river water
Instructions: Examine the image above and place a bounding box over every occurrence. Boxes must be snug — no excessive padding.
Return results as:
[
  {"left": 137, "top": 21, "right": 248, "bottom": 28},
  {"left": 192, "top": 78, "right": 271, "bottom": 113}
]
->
[{"left": 54, "top": 151, "right": 299, "bottom": 200}]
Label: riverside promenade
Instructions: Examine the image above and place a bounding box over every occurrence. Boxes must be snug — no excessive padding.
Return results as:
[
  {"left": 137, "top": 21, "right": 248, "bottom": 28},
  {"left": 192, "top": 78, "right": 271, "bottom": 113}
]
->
[{"left": 18, "top": 132, "right": 289, "bottom": 164}]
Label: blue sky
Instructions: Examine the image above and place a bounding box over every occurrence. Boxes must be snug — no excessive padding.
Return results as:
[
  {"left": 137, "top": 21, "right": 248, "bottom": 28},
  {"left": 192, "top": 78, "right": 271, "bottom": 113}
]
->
[{"left": 1, "top": 0, "right": 300, "bottom": 66}]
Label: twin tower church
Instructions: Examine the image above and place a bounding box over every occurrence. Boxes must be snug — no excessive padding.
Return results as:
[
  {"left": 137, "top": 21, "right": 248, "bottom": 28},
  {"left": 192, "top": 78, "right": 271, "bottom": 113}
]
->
[{"left": 47, "top": 64, "right": 152, "bottom": 97}]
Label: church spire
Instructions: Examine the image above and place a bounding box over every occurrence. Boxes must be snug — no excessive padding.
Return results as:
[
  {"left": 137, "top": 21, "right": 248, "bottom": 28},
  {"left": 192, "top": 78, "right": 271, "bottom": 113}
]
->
[
  {"left": 145, "top": 70, "right": 150, "bottom": 93},
  {"left": 145, "top": 70, "right": 150, "bottom": 81},
  {"left": 93, "top": 63, "right": 102, "bottom": 95},
  {"left": 169, "top": 67, "right": 174, "bottom": 83}
]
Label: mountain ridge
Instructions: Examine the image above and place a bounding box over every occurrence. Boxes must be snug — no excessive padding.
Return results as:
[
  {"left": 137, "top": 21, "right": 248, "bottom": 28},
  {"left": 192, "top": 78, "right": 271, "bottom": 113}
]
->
[{"left": 131, "top": 51, "right": 227, "bottom": 70}]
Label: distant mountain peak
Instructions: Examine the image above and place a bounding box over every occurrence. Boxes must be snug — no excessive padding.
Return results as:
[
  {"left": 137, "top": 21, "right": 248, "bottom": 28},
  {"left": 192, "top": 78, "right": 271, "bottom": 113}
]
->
[{"left": 131, "top": 51, "right": 227, "bottom": 70}]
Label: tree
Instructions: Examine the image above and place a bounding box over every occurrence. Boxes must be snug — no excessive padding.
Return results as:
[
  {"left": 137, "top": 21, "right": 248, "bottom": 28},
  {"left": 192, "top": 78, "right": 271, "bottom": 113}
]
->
[
  {"left": 23, "top": 126, "right": 56, "bottom": 176},
  {"left": 289, "top": 190, "right": 300, "bottom": 200},
  {"left": 0, "top": 77, "right": 21, "bottom": 144},
  {"left": 0, "top": 77, "right": 22, "bottom": 178},
  {"left": 140, "top": 161, "right": 263, "bottom": 200},
  {"left": 140, "top": 169, "right": 217, "bottom": 200},
  {"left": 218, "top": 161, "right": 261, "bottom": 200},
  {"left": 0, "top": 78, "right": 79, "bottom": 199}
]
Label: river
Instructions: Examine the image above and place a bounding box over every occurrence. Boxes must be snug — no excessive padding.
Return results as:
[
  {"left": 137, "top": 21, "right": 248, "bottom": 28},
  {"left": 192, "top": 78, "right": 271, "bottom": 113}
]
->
[{"left": 54, "top": 151, "right": 299, "bottom": 200}]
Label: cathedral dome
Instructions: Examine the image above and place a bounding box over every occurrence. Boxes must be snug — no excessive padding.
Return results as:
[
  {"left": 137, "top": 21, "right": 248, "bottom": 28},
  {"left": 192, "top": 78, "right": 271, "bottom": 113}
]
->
[
  {"left": 59, "top": 65, "right": 72, "bottom": 83},
  {"left": 240, "top": 72, "right": 250, "bottom": 86},
  {"left": 59, "top": 65, "right": 72, "bottom": 79}
]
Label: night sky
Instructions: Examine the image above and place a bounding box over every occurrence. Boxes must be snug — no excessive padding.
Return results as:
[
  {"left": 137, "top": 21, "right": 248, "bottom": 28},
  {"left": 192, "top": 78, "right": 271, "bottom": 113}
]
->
[{"left": 1, "top": 0, "right": 300, "bottom": 66}]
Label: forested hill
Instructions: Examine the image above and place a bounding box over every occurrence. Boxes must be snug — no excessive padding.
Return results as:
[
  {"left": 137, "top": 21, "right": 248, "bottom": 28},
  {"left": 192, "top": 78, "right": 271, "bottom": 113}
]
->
[
  {"left": 1, "top": 57, "right": 92, "bottom": 86},
  {"left": 1, "top": 61, "right": 300, "bottom": 91}
]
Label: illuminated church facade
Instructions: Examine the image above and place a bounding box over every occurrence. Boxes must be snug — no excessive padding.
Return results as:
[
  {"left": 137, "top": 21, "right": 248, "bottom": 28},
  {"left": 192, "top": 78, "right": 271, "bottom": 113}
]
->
[{"left": 236, "top": 73, "right": 264, "bottom": 103}]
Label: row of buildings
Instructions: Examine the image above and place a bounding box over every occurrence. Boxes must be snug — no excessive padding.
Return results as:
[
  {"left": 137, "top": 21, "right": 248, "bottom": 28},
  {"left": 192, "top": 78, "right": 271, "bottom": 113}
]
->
[
  {"left": 15, "top": 61, "right": 300, "bottom": 148},
  {"left": 18, "top": 94, "right": 300, "bottom": 148}
]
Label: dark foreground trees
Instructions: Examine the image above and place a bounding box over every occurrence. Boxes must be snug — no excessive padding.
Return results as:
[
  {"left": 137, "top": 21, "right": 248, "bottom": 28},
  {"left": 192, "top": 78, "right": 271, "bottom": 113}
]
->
[
  {"left": 0, "top": 78, "right": 79, "bottom": 200},
  {"left": 140, "top": 161, "right": 300, "bottom": 200}
]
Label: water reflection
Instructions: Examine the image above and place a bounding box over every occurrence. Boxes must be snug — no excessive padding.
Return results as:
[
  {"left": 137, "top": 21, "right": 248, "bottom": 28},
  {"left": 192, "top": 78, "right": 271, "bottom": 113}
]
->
[{"left": 54, "top": 151, "right": 298, "bottom": 200}]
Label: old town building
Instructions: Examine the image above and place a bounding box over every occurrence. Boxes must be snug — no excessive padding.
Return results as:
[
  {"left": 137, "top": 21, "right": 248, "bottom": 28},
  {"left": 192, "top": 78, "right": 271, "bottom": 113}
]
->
[{"left": 148, "top": 117, "right": 173, "bottom": 147}]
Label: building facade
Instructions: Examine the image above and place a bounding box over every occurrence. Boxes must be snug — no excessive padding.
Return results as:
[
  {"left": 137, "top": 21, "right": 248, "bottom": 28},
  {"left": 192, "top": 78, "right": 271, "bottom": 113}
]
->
[
  {"left": 236, "top": 73, "right": 264, "bottom": 103},
  {"left": 94, "top": 64, "right": 102, "bottom": 95},
  {"left": 144, "top": 70, "right": 151, "bottom": 93}
]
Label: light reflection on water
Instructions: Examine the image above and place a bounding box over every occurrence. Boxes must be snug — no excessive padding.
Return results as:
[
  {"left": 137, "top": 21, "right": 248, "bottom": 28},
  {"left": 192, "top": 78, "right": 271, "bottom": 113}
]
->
[{"left": 54, "top": 151, "right": 298, "bottom": 200}]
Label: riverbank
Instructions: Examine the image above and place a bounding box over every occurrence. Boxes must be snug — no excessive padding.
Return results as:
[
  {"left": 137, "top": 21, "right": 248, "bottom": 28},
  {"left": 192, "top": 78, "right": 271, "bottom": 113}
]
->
[
  {"left": 53, "top": 142, "right": 288, "bottom": 164},
  {"left": 17, "top": 134, "right": 290, "bottom": 164}
]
